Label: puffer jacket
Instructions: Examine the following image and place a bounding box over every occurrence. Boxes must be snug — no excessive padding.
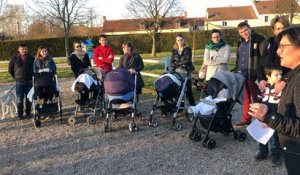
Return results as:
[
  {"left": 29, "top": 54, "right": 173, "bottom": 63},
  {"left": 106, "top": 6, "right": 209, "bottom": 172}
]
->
[{"left": 8, "top": 54, "right": 35, "bottom": 82}]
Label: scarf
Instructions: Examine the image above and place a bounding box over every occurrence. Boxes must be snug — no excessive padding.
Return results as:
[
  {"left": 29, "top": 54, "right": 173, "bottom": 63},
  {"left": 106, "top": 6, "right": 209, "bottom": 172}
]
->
[
  {"left": 35, "top": 56, "right": 51, "bottom": 69},
  {"left": 205, "top": 40, "right": 226, "bottom": 51},
  {"left": 72, "top": 51, "right": 86, "bottom": 62}
]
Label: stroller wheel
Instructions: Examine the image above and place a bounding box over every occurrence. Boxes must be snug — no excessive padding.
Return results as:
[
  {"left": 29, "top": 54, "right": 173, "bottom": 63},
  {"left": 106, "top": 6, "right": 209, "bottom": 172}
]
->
[
  {"left": 207, "top": 139, "right": 216, "bottom": 149},
  {"left": 87, "top": 116, "right": 96, "bottom": 125},
  {"left": 189, "top": 130, "right": 195, "bottom": 140},
  {"left": 68, "top": 116, "right": 77, "bottom": 126},
  {"left": 172, "top": 122, "right": 182, "bottom": 131},
  {"left": 193, "top": 131, "right": 202, "bottom": 142},
  {"left": 233, "top": 131, "right": 240, "bottom": 140},
  {"left": 33, "top": 119, "right": 42, "bottom": 128},
  {"left": 148, "top": 119, "right": 159, "bottom": 128},
  {"left": 129, "top": 122, "right": 139, "bottom": 132},
  {"left": 238, "top": 132, "right": 247, "bottom": 142}
]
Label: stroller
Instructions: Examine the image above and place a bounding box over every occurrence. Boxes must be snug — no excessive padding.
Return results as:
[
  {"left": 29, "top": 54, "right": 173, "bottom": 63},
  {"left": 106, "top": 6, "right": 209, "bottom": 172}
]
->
[
  {"left": 31, "top": 72, "right": 62, "bottom": 128},
  {"left": 103, "top": 68, "right": 139, "bottom": 132},
  {"left": 148, "top": 69, "right": 192, "bottom": 131},
  {"left": 189, "top": 71, "right": 247, "bottom": 149},
  {"left": 69, "top": 67, "right": 105, "bottom": 125}
]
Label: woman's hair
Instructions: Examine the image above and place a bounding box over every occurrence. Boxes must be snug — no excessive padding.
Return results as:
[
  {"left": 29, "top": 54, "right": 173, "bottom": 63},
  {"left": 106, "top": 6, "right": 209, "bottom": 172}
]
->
[
  {"left": 211, "top": 29, "right": 221, "bottom": 37},
  {"left": 72, "top": 41, "right": 82, "bottom": 48},
  {"left": 35, "top": 46, "right": 48, "bottom": 58},
  {"left": 122, "top": 41, "right": 134, "bottom": 51},
  {"left": 173, "top": 34, "right": 187, "bottom": 49},
  {"left": 271, "top": 16, "right": 290, "bottom": 30},
  {"left": 276, "top": 26, "right": 300, "bottom": 48}
]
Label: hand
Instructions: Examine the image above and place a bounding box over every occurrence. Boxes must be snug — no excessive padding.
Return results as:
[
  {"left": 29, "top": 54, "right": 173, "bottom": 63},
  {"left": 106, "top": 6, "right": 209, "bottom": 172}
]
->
[
  {"left": 129, "top": 68, "right": 136, "bottom": 74},
  {"left": 38, "top": 69, "right": 43, "bottom": 73},
  {"left": 274, "top": 81, "right": 286, "bottom": 94},
  {"left": 98, "top": 57, "right": 102, "bottom": 60},
  {"left": 261, "top": 123, "right": 269, "bottom": 128},
  {"left": 258, "top": 80, "right": 267, "bottom": 91},
  {"left": 248, "top": 103, "right": 268, "bottom": 121},
  {"left": 108, "top": 55, "right": 113, "bottom": 59}
]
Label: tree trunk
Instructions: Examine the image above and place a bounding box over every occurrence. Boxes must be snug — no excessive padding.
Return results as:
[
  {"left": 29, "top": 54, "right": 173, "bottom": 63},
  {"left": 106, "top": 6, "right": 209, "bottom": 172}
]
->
[
  {"left": 64, "top": 26, "right": 69, "bottom": 57},
  {"left": 192, "top": 31, "right": 196, "bottom": 63},
  {"left": 151, "top": 32, "right": 156, "bottom": 57}
]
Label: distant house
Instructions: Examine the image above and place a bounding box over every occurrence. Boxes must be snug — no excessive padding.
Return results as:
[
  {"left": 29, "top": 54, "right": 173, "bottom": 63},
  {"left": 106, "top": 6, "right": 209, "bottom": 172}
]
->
[
  {"left": 205, "top": 6, "right": 259, "bottom": 30},
  {"left": 102, "top": 12, "right": 205, "bottom": 35}
]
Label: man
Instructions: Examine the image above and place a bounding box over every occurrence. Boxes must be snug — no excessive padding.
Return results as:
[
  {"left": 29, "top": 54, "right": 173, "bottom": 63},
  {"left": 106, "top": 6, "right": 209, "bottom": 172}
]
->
[
  {"left": 93, "top": 34, "right": 114, "bottom": 73},
  {"left": 258, "top": 16, "right": 290, "bottom": 92},
  {"left": 8, "top": 43, "right": 35, "bottom": 120},
  {"left": 234, "top": 22, "right": 265, "bottom": 127}
]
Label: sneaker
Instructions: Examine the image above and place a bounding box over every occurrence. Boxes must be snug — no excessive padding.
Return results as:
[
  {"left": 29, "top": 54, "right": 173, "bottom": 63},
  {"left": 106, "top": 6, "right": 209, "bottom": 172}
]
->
[
  {"left": 271, "top": 156, "right": 282, "bottom": 167},
  {"left": 234, "top": 121, "right": 250, "bottom": 128},
  {"left": 254, "top": 153, "right": 268, "bottom": 160}
]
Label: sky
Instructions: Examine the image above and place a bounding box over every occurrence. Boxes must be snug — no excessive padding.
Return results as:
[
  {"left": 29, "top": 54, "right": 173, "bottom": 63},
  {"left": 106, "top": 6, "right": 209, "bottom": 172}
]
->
[{"left": 7, "top": 0, "right": 252, "bottom": 20}]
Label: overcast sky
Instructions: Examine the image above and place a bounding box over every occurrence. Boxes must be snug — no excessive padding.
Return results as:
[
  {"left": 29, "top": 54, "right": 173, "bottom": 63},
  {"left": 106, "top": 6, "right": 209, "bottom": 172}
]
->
[{"left": 8, "top": 0, "right": 252, "bottom": 20}]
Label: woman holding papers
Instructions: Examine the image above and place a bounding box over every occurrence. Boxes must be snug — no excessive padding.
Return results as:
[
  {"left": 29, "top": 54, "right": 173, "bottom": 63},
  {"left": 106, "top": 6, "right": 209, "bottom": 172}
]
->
[
  {"left": 249, "top": 27, "right": 300, "bottom": 175},
  {"left": 33, "top": 46, "right": 57, "bottom": 74}
]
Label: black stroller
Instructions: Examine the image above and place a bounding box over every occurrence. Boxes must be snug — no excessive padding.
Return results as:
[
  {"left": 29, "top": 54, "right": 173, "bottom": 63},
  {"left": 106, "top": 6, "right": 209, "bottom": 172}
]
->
[
  {"left": 103, "top": 68, "right": 139, "bottom": 132},
  {"left": 69, "top": 67, "right": 105, "bottom": 125},
  {"left": 32, "top": 72, "right": 62, "bottom": 128},
  {"left": 189, "top": 71, "right": 247, "bottom": 149},
  {"left": 148, "top": 69, "right": 192, "bottom": 131}
]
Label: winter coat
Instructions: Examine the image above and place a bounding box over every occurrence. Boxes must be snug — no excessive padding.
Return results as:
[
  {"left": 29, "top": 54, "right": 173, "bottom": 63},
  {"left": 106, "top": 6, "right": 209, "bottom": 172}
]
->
[
  {"left": 170, "top": 46, "right": 195, "bottom": 74},
  {"left": 203, "top": 43, "right": 231, "bottom": 81},
  {"left": 69, "top": 52, "right": 91, "bottom": 78},
  {"left": 93, "top": 45, "right": 114, "bottom": 73},
  {"left": 8, "top": 54, "right": 35, "bottom": 83},
  {"left": 234, "top": 31, "right": 265, "bottom": 81},
  {"left": 33, "top": 56, "right": 57, "bottom": 74}
]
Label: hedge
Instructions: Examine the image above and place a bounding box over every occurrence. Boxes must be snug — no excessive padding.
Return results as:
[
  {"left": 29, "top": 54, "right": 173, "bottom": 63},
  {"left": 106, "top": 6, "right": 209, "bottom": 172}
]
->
[{"left": 0, "top": 26, "right": 272, "bottom": 61}]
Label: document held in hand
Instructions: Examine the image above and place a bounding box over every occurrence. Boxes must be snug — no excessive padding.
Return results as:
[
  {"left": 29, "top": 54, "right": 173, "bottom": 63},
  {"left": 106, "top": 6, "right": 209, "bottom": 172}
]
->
[{"left": 246, "top": 119, "right": 275, "bottom": 145}]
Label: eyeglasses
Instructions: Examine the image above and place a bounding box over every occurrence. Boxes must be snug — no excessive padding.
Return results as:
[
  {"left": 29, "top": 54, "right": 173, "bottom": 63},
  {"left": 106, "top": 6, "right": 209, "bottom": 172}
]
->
[
  {"left": 278, "top": 44, "right": 294, "bottom": 49},
  {"left": 75, "top": 45, "right": 82, "bottom": 48}
]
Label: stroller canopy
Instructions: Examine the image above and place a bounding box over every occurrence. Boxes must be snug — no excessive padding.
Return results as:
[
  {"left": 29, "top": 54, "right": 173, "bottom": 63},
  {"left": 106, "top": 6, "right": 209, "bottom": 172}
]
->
[{"left": 209, "top": 71, "right": 245, "bottom": 103}]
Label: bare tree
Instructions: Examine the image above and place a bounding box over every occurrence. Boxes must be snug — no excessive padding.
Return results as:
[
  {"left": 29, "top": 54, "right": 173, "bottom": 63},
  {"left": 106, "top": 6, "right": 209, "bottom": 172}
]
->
[
  {"left": 274, "top": 0, "right": 300, "bottom": 24},
  {"left": 125, "top": 0, "right": 183, "bottom": 57},
  {"left": 30, "top": 0, "right": 95, "bottom": 56}
]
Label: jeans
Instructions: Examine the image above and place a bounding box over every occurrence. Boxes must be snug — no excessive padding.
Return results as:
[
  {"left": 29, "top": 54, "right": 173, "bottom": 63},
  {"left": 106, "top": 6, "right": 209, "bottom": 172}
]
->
[
  {"left": 16, "top": 82, "right": 32, "bottom": 116},
  {"left": 259, "top": 132, "right": 280, "bottom": 157}
]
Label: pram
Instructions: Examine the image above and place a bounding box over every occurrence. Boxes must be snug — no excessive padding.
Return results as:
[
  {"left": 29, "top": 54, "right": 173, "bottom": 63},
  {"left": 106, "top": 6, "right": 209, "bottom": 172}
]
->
[
  {"left": 148, "top": 69, "right": 192, "bottom": 131},
  {"left": 189, "top": 71, "right": 247, "bottom": 149},
  {"left": 103, "top": 68, "right": 139, "bottom": 132},
  {"left": 70, "top": 67, "right": 105, "bottom": 125},
  {"left": 31, "top": 72, "right": 62, "bottom": 128}
]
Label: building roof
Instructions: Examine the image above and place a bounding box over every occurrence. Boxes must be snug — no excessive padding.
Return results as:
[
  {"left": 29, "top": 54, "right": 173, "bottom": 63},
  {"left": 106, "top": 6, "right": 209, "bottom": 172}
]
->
[
  {"left": 206, "top": 6, "right": 258, "bottom": 21},
  {"left": 102, "top": 16, "right": 204, "bottom": 33},
  {"left": 255, "top": 0, "right": 300, "bottom": 14}
]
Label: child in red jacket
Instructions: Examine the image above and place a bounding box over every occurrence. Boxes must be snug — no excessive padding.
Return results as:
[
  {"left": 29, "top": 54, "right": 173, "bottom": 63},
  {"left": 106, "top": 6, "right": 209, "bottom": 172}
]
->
[{"left": 93, "top": 34, "right": 114, "bottom": 73}]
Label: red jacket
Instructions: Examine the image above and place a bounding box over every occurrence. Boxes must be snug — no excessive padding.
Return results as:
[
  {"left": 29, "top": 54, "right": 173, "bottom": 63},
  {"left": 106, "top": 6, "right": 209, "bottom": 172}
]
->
[{"left": 93, "top": 45, "right": 114, "bottom": 72}]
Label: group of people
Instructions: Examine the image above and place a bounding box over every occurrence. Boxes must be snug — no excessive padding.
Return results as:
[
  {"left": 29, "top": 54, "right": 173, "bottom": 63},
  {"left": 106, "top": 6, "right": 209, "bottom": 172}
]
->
[{"left": 7, "top": 15, "right": 300, "bottom": 174}]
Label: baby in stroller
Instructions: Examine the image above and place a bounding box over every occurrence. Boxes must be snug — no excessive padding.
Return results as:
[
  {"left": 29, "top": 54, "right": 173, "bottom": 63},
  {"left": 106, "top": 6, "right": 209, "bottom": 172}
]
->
[
  {"left": 70, "top": 67, "right": 104, "bottom": 125},
  {"left": 189, "top": 71, "right": 247, "bottom": 149},
  {"left": 103, "top": 67, "right": 139, "bottom": 132}
]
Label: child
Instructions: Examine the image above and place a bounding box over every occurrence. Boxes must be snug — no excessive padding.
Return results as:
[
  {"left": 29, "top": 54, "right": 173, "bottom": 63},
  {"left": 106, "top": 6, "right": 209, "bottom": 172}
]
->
[{"left": 255, "top": 64, "right": 282, "bottom": 167}]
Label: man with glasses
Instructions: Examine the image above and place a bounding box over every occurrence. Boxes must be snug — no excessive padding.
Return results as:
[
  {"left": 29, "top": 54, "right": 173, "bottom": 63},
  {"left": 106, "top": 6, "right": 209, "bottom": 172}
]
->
[
  {"left": 233, "top": 22, "right": 265, "bottom": 128},
  {"left": 93, "top": 34, "right": 114, "bottom": 74},
  {"left": 8, "top": 43, "right": 35, "bottom": 120}
]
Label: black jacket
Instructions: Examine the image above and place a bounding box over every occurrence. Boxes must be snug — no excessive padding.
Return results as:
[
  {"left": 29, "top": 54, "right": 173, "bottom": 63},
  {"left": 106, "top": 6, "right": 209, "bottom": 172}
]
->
[
  {"left": 119, "top": 53, "right": 145, "bottom": 91},
  {"left": 170, "top": 46, "right": 195, "bottom": 74},
  {"left": 8, "top": 54, "right": 35, "bottom": 82},
  {"left": 69, "top": 53, "right": 91, "bottom": 78},
  {"left": 234, "top": 31, "right": 265, "bottom": 81},
  {"left": 264, "top": 64, "right": 300, "bottom": 171},
  {"left": 259, "top": 37, "right": 291, "bottom": 81}
]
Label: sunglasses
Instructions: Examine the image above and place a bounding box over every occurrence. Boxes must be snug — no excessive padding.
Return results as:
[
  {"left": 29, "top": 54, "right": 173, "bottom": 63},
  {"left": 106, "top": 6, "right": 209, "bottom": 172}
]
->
[{"left": 75, "top": 45, "right": 82, "bottom": 48}]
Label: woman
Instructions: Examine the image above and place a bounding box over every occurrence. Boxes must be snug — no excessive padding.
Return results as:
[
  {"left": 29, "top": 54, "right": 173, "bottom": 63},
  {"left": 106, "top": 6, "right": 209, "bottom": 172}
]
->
[
  {"left": 248, "top": 27, "right": 300, "bottom": 174},
  {"left": 119, "top": 41, "right": 145, "bottom": 100},
  {"left": 170, "top": 34, "right": 195, "bottom": 106},
  {"left": 199, "top": 29, "right": 230, "bottom": 81},
  {"left": 33, "top": 46, "right": 56, "bottom": 74},
  {"left": 69, "top": 41, "right": 91, "bottom": 78}
]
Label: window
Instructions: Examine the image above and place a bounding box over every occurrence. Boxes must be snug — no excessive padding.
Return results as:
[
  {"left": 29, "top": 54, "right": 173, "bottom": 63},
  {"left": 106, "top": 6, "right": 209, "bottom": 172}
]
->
[
  {"left": 265, "top": 16, "right": 269, "bottom": 23},
  {"left": 222, "top": 21, "right": 227, "bottom": 27}
]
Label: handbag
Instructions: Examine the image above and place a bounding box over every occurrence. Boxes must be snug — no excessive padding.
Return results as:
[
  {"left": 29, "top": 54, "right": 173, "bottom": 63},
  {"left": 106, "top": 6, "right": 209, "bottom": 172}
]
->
[{"left": 198, "top": 64, "right": 207, "bottom": 79}]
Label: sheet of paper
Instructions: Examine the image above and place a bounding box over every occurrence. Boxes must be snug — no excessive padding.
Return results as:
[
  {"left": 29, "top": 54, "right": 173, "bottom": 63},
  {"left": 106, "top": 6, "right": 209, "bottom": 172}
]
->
[{"left": 246, "top": 119, "right": 275, "bottom": 145}]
